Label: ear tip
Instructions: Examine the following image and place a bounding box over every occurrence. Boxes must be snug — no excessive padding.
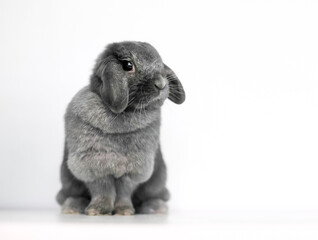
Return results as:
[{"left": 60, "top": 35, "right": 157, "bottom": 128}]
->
[
  {"left": 177, "top": 95, "right": 186, "bottom": 104},
  {"left": 108, "top": 102, "right": 128, "bottom": 113},
  {"left": 168, "top": 95, "right": 186, "bottom": 104},
  {"left": 178, "top": 98, "right": 186, "bottom": 104},
  {"left": 101, "top": 90, "right": 128, "bottom": 113}
]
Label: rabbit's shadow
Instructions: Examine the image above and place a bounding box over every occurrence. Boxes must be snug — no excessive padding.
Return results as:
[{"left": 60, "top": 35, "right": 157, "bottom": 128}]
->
[{"left": 57, "top": 213, "right": 168, "bottom": 224}]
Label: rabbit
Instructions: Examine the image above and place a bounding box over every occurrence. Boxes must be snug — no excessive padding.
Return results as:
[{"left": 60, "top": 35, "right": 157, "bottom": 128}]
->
[{"left": 56, "top": 41, "right": 185, "bottom": 215}]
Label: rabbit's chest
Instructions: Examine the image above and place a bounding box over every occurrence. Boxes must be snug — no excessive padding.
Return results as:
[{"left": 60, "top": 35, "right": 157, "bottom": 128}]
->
[{"left": 67, "top": 129, "right": 158, "bottom": 182}]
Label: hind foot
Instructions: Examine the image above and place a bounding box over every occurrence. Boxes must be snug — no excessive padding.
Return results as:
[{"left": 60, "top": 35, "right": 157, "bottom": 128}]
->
[
  {"left": 61, "top": 197, "right": 90, "bottom": 214},
  {"left": 136, "top": 199, "right": 168, "bottom": 214}
]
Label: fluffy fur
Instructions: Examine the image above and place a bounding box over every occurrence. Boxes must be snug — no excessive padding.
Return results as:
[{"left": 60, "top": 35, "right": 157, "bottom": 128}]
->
[{"left": 56, "top": 41, "right": 185, "bottom": 215}]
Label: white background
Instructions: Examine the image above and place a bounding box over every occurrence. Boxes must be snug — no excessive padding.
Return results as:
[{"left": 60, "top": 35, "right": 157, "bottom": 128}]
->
[{"left": 0, "top": 0, "right": 318, "bottom": 213}]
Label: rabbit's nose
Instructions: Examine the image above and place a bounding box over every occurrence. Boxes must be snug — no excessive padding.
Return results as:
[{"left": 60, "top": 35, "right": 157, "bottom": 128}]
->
[{"left": 154, "top": 76, "right": 167, "bottom": 90}]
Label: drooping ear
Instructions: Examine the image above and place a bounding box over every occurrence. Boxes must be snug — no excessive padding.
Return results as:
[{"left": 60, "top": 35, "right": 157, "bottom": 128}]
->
[
  {"left": 100, "top": 62, "right": 129, "bottom": 113},
  {"left": 164, "top": 64, "right": 186, "bottom": 104}
]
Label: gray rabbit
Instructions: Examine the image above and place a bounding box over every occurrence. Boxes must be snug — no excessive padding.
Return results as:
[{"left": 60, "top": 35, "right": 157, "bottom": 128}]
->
[{"left": 56, "top": 41, "right": 185, "bottom": 215}]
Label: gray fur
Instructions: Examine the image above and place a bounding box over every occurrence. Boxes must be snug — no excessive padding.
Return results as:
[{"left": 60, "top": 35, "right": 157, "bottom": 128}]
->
[{"left": 56, "top": 41, "right": 185, "bottom": 215}]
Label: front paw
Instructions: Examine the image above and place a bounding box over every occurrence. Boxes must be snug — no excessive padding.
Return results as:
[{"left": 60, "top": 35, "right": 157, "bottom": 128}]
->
[
  {"left": 114, "top": 205, "right": 135, "bottom": 216},
  {"left": 85, "top": 200, "right": 114, "bottom": 216}
]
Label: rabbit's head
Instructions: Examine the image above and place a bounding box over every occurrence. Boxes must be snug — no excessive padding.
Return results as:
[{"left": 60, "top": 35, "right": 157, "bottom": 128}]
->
[{"left": 90, "top": 41, "right": 185, "bottom": 113}]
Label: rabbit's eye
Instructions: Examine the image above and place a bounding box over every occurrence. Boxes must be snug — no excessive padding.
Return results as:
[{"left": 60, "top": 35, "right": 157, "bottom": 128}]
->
[{"left": 122, "top": 60, "right": 134, "bottom": 72}]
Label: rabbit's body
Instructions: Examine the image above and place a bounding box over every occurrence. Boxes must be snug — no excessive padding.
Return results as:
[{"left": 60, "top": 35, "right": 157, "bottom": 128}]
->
[
  {"left": 66, "top": 86, "right": 160, "bottom": 183},
  {"left": 56, "top": 41, "right": 185, "bottom": 215}
]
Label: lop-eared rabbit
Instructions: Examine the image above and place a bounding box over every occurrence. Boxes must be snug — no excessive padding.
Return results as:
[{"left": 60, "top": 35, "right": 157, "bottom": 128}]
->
[{"left": 56, "top": 41, "right": 185, "bottom": 215}]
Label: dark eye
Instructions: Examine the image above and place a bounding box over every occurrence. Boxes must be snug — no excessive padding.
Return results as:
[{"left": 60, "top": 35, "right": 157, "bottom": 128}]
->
[{"left": 122, "top": 60, "right": 134, "bottom": 72}]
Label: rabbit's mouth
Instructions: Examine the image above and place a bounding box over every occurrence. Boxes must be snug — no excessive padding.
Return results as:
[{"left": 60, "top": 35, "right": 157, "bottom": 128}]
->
[
  {"left": 149, "top": 87, "right": 169, "bottom": 105},
  {"left": 127, "top": 87, "right": 168, "bottom": 111},
  {"left": 142, "top": 88, "right": 168, "bottom": 109},
  {"left": 132, "top": 98, "right": 164, "bottom": 110}
]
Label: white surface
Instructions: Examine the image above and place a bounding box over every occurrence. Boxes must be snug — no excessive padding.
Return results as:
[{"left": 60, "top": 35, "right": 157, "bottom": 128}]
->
[
  {"left": 1, "top": 0, "right": 318, "bottom": 211},
  {"left": 1, "top": 210, "right": 318, "bottom": 240}
]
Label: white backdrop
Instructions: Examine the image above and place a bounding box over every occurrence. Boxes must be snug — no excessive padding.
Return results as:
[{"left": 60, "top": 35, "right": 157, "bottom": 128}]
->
[{"left": 0, "top": 0, "right": 317, "bottom": 211}]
